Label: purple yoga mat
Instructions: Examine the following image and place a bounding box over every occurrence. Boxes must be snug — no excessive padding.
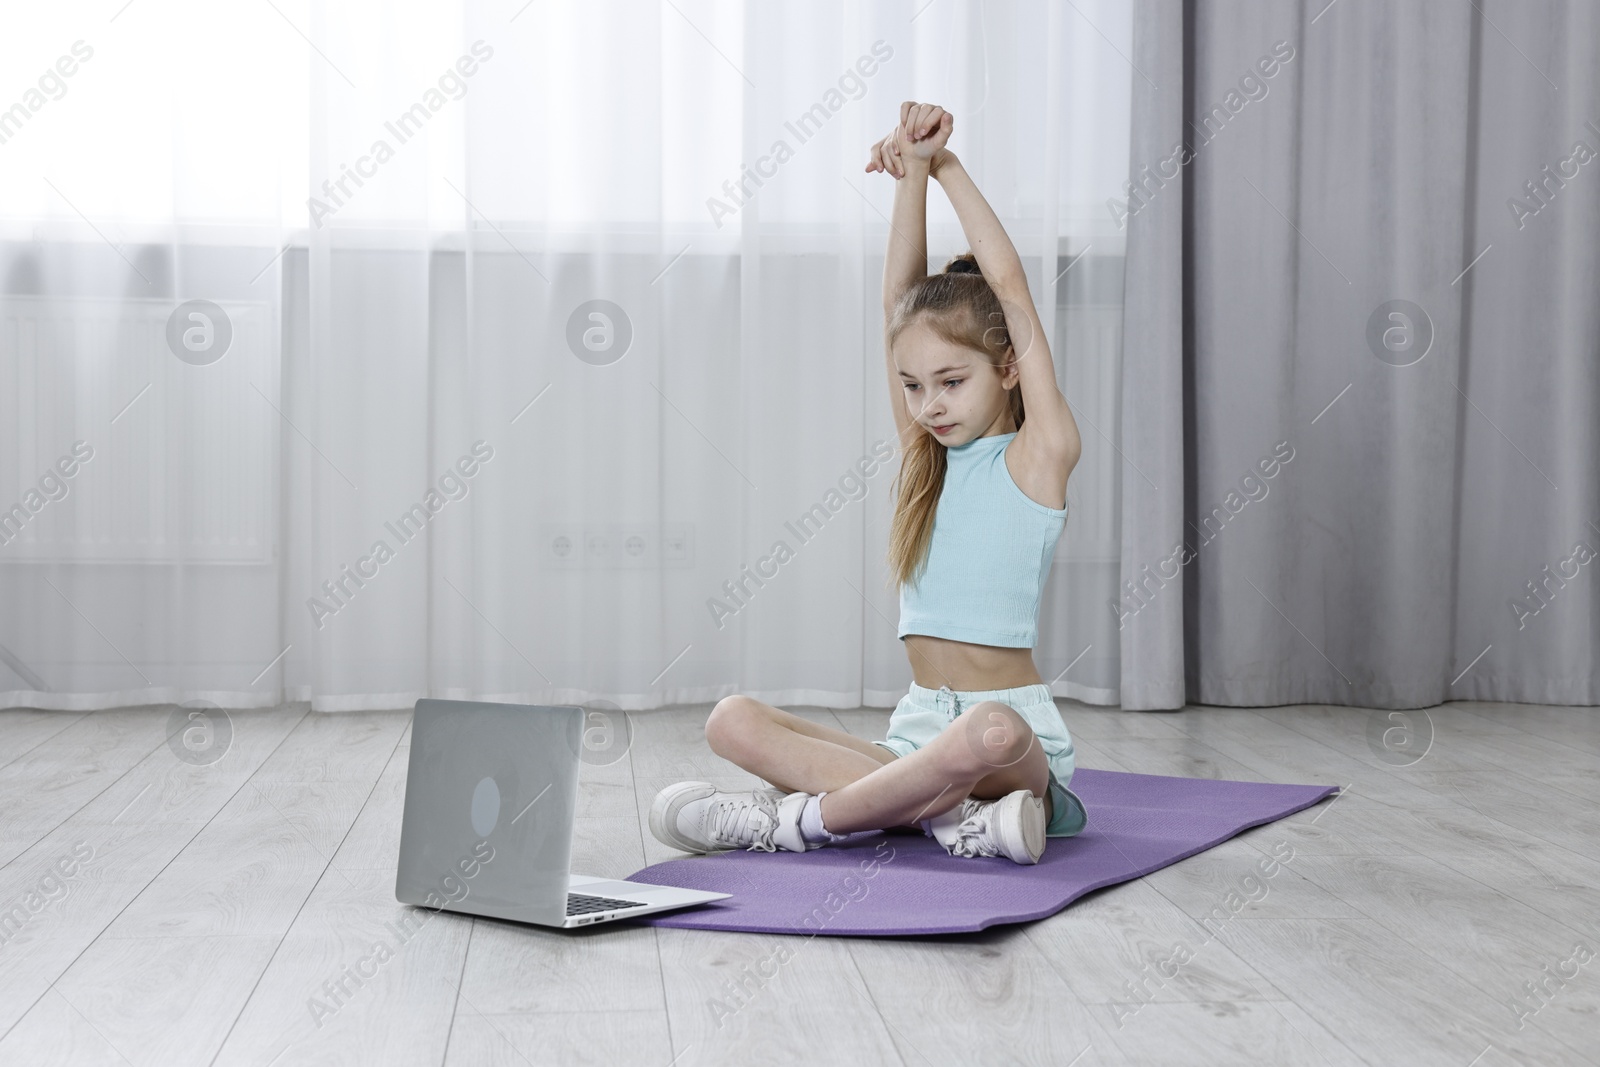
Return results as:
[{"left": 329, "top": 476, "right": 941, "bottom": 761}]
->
[{"left": 622, "top": 768, "right": 1338, "bottom": 936}]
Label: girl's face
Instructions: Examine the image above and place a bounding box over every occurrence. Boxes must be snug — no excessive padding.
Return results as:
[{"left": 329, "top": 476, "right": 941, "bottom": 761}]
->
[{"left": 894, "top": 321, "right": 1017, "bottom": 447}]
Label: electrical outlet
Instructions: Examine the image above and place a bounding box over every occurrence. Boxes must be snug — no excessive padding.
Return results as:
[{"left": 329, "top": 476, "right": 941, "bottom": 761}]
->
[{"left": 539, "top": 523, "right": 693, "bottom": 569}]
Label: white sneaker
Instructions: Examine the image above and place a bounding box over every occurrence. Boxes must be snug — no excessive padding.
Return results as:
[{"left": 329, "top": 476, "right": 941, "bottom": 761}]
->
[
  {"left": 649, "top": 781, "right": 811, "bottom": 854},
  {"left": 937, "top": 790, "right": 1046, "bottom": 865}
]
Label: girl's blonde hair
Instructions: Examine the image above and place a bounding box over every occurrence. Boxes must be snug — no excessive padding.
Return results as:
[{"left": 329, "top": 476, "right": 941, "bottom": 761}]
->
[{"left": 886, "top": 252, "right": 1026, "bottom": 589}]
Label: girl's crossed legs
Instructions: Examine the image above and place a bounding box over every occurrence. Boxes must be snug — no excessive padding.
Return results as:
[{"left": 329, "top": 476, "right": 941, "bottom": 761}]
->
[{"left": 704, "top": 694, "right": 1054, "bottom": 835}]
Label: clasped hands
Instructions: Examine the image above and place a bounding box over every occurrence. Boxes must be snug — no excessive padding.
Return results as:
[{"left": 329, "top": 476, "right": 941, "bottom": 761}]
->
[{"left": 865, "top": 100, "right": 956, "bottom": 180}]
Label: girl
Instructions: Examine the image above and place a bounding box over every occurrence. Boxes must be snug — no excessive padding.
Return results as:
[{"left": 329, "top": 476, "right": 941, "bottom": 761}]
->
[{"left": 650, "top": 102, "right": 1086, "bottom": 865}]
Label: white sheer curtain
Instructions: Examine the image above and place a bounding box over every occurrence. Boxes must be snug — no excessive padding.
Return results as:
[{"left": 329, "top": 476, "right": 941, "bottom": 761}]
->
[{"left": 0, "top": 0, "right": 1131, "bottom": 713}]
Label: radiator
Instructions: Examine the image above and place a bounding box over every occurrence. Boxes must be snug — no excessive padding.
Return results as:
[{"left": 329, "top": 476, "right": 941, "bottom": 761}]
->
[{"left": 0, "top": 295, "right": 275, "bottom": 563}]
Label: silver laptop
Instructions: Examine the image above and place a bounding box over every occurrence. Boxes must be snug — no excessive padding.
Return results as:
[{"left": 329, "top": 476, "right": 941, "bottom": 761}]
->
[{"left": 395, "top": 698, "right": 730, "bottom": 928}]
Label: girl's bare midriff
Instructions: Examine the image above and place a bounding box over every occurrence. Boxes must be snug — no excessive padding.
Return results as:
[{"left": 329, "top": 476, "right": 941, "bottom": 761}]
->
[{"left": 904, "top": 634, "right": 1044, "bottom": 692}]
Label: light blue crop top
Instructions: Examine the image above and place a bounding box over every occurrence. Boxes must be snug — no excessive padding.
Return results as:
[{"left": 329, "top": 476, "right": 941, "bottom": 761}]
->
[{"left": 897, "top": 432, "right": 1068, "bottom": 648}]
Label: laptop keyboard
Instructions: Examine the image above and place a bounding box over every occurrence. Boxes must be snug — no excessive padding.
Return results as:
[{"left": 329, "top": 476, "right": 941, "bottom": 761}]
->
[{"left": 566, "top": 892, "right": 646, "bottom": 917}]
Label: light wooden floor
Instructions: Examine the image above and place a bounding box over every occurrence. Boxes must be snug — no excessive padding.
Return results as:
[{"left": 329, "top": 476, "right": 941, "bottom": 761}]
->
[{"left": 0, "top": 699, "right": 1595, "bottom": 1066}]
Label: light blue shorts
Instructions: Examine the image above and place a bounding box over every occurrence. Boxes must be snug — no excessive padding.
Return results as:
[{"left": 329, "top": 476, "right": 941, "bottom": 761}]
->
[{"left": 871, "top": 681, "right": 1088, "bottom": 838}]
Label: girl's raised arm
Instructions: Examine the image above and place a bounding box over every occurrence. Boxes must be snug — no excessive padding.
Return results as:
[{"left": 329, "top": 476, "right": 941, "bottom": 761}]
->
[
  {"left": 879, "top": 169, "right": 926, "bottom": 442},
  {"left": 877, "top": 116, "right": 930, "bottom": 318},
  {"left": 867, "top": 103, "right": 942, "bottom": 444},
  {"left": 935, "top": 150, "right": 1081, "bottom": 470}
]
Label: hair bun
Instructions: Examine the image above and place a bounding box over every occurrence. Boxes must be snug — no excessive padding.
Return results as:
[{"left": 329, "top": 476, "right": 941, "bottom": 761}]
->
[{"left": 943, "top": 252, "right": 982, "bottom": 276}]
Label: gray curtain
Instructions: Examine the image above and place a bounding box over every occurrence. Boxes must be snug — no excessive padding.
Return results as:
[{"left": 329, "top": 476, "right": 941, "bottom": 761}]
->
[{"left": 1119, "top": 0, "right": 1598, "bottom": 710}]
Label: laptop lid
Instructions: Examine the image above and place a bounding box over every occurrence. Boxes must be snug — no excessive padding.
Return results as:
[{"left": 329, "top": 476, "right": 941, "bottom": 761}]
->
[{"left": 395, "top": 699, "right": 583, "bottom": 927}]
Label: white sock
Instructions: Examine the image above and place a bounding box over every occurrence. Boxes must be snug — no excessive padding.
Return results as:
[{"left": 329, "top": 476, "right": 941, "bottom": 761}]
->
[
  {"left": 799, "top": 791, "right": 849, "bottom": 845},
  {"left": 920, "top": 803, "right": 969, "bottom": 848}
]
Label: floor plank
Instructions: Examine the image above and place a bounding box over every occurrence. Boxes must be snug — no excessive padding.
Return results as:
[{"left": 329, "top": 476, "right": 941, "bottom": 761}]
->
[
  {"left": 1219, "top": 917, "right": 1591, "bottom": 1066},
  {"left": 15, "top": 934, "right": 283, "bottom": 1066},
  {"left": 1085, "top": 1000, "right": 1366, "bottom": 1067},
  {"left": 656, "top": 924, "right": 906, "bottom": 1066},
  {"left": 0, "top": 709, "right": 87, "bottom": 774},
  {"left": 442, "top": 1010, "right": 671, "bottom": 1067},
  {"left": 210, "top": 867, "right": 475, "bottom": 1067},
  {"left": 1285, "top": 853, "right": 1596, "bottom": 1056},
  {"left": 0, "top": 707, "right": 310, "bottom": 1035},
  {"left": 849, "top": 928, "right": 1101, "bottom": 1066},
  {"left": 0, "top": 697, "right": 1593, "bottom": 1066},
  {"left": 1022, "top": 878, "right": 1284, "bottom": 1006}
]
